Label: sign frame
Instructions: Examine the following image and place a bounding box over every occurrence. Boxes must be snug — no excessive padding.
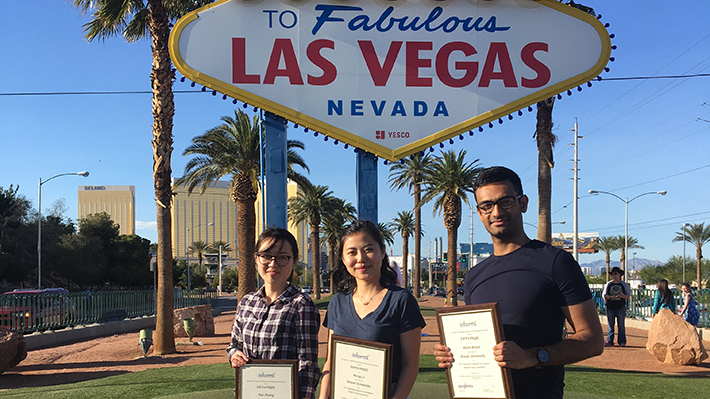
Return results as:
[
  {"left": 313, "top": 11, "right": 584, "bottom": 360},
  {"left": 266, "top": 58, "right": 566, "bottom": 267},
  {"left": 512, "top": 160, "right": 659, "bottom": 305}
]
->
[{"left": 170, "top": 0, "right": 612, "bottom": 161}]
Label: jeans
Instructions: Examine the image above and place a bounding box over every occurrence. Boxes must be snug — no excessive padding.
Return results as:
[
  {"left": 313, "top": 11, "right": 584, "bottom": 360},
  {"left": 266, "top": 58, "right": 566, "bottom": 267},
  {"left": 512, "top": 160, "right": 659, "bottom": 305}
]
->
[{"left": 606, "top": 306, "right": 627, "bottom": 345}]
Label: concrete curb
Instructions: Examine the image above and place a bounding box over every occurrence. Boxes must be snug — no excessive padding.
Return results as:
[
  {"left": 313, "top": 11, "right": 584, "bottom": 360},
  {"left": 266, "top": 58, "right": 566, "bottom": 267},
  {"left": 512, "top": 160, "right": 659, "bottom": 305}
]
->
[{"left": 24, "top": 307, "right": 227, "bottom": 350}]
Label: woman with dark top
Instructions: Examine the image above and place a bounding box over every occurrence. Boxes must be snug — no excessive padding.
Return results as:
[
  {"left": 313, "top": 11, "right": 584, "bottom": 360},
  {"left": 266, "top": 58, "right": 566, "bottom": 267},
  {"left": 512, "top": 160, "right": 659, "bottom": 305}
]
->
[
  {"left": 652, "top": 279, "right": 676, "bottom": 316},
  {"left": 679, "top": 282, "right": 700, "bottom": 326},
  {"left": 318, "top": 220, "right": 425, "bottom": 399},
  {"left": 227, "top": 228, "right": 320, "bottom": 399}
]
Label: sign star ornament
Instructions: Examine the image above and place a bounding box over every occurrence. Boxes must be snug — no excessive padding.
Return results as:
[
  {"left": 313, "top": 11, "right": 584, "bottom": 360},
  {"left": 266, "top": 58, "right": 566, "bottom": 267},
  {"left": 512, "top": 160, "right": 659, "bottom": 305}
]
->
[{"left": 170, "top": 0, "right": 611, "bottom": 161}]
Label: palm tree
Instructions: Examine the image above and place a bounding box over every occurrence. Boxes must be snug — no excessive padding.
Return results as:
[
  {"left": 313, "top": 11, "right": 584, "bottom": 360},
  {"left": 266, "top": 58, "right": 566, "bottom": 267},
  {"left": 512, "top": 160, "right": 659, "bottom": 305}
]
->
[
  {"left": 71, "top": 0, "right": 213, "bottom": 355},
  {"left": 209, "top": 240, "right": 232, "bottom": 254},
  {"left": 534, "top": 98, "right": 557, "bottom": 244},
  {"left": 616, "top": 235, "right": 643, "bottom": 277},
  {"left": 593, "top": 236, "right": 619, "bottom": 282},
  {"left": 672, "top": 223, "right": 710, "bottom": 288},
  {"left": 321, "top": 198, "right": 357, "bottom": 294},
  {"left": 378, "top": 222, "right": 395, "bottom": 247},
  {"left": 178, "top": 109, "right": 308, "bottom": 301},
  {"left": 289, "top": 184, "right": 338, "bottom": 300},
  {"left": 188, "top": 240, "right": 210, "bottom": 268},
  {"left": 388, "top": 153, "right": 432, "bottom": 298},
  {"left": 390, "top": 211, "right": 415, "bottom": 289},
  {"left": 421, "top": 150, "right": 482, "bottom": 306}
]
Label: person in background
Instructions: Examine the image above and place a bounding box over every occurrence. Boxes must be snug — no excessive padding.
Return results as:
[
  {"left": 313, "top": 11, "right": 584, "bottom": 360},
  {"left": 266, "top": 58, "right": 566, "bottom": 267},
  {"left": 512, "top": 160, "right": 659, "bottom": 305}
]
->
[
  {"left": 651, "top": 279, "right": 676, "bottom": 316},
  {"left": 678, "top": 282, "right": 700, "bottom": 326},
  {"left": 227, "top": 227, "right": 320, "bottom": 399},
  {"left": 319, "top": 220, "right": 425, "bottom": 399},
  {"left": 603, "top": 266, "right": 630, "bottom": 347}
]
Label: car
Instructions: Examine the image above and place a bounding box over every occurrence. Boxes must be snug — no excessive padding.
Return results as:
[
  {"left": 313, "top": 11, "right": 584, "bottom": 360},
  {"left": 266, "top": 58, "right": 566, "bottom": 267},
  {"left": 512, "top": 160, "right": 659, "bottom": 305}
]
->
[
  {"left": 320, "top": 286, "right": 330, "bottom": 294},
  {"left": 301, "top": 286, "right": 313, "bottom": 294},
  {"left": 0, "top": 288, "right": 75, "bottom": 333},
  {"left": 457, "top": 287, "right": 464, "bottom": 296},
  {"left": 434, "top": 287, "right": 446, "bottom": 297}
]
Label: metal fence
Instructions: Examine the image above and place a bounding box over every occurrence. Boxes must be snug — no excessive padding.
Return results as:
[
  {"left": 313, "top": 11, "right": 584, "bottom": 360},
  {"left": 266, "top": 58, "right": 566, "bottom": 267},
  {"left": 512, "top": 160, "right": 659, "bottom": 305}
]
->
[
  {"left": 0, "top": 289, "right": 219, "bottom": 334},
  {"left": 592, "top": 288, "right": 710, "bottom": 328}
]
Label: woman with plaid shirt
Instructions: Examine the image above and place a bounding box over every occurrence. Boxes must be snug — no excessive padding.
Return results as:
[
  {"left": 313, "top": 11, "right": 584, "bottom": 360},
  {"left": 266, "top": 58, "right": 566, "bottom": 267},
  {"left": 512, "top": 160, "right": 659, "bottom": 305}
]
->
[{"left": 227, "top": 228, "right": 320, "bottom": 399}]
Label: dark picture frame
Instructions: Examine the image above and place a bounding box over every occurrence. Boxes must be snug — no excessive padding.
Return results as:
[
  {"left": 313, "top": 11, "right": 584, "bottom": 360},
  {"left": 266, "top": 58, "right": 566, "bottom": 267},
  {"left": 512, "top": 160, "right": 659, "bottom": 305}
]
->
[
  {"left": 436, "top": 302, "right": 514, "bottom": 399},
  {"left": 235, "top": 359, "right": 298, "bottom": 399},
  {"left": 330, "top": 335, "right": 393, "bottom": 399}
]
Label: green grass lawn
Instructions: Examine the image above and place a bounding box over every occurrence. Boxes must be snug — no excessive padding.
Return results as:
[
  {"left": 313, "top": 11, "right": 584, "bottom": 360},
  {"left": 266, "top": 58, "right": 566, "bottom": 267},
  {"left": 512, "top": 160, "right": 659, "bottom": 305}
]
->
[{"left": 3, "top": 355, "right": 709, "bottom": 399}]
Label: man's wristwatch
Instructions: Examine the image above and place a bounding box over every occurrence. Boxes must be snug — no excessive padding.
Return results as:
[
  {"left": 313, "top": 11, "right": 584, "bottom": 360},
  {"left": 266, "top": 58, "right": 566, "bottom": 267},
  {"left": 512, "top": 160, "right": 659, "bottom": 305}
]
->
[{"left": 535, "top": 348, "right": 549, "bottom": 368}]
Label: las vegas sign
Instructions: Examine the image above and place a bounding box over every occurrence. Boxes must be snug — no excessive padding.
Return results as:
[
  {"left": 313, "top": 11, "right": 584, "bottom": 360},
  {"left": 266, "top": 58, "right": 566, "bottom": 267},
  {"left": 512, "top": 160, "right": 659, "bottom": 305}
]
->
[{"left": 170, "top": 0, "right": 612, "bottom": 161}]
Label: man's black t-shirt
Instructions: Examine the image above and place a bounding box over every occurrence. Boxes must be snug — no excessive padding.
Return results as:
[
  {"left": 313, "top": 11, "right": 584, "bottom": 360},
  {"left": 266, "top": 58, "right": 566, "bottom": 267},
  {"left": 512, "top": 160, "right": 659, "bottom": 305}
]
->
[{"left": 463, "top": 240, "right": 591, "bottom": 399}]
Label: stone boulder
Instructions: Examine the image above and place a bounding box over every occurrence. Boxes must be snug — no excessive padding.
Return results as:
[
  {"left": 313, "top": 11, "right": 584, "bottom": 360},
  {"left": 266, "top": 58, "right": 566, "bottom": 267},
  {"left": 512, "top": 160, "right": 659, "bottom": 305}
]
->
[
  {"left": 646, "top": 308, "right": 708, "bottom": 365},
  {"left": 0, "top": 327, "right": 27, "bottom": 374},
  {"left": 173, "top": 305, "right": 215, "bottom": 337}
]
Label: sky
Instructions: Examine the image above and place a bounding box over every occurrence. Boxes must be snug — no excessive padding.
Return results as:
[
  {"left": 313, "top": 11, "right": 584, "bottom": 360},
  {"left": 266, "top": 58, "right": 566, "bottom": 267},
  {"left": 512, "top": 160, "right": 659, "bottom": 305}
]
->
[{"left": 1, "top": 1, "right": 709, "bottom": 269}]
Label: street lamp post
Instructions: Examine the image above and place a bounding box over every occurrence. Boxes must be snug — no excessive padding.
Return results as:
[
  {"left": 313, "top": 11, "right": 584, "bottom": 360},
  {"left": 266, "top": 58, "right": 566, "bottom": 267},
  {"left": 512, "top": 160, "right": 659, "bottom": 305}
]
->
[
  {"left": 588, "top": 190, "right": 667, "bottom": 277},
  {"left": 682, "top": 222, "right": 689, "bottom": 283},
  {"left": 37, "top": 171, "right": 89, "bottom": 289},
  {"left": 184, "top": 221, "right": 214, "bottom": 293}
]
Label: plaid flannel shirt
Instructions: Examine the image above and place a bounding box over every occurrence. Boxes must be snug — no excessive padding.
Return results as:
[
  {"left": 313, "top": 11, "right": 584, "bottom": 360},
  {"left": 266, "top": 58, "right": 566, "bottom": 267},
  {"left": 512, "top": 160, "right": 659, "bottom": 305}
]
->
[{"left": 227, "top": 283, "right": 320, "bottom": 399}]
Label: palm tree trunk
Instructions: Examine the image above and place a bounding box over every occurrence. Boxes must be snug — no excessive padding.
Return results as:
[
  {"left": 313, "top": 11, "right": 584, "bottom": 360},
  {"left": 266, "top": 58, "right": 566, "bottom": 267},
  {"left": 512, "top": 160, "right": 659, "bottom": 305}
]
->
[
  {"left": 236, "top": 198, "right": 256, "bottom": 301},
  {"left": 329, "top": 241, "right": 337, "bottom": 294},
  {"left": 697, "top": 247, "right": 703, "bottom": 289},
  {"left": 310, "top": 224, "right": 321, "bottom": 300},
  {"left": 447, "top": 228, "right": 458, "bottom": 307},
  {"left": 605, "top": 253, "right": 610, "bottom": 282},
  {"left": 148, "top": 0, "right": 175, "bottom": 355},
  {"left": 413, "top": 184, "right": 421, "bottom": 298},
  {"left": 535, "top": 98, "right": 555, "bottom": 244},
  {"left": 402, "top": 235, "right": 409, "bottom": 288}
]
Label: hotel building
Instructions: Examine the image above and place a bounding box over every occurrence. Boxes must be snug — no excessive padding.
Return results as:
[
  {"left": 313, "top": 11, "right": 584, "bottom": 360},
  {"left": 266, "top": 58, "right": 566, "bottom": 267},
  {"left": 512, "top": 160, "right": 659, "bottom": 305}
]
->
[
  {"left": 78, "top": 185, "right": 136, "bottom": 235},
  {"left": 171, "top": 179, "right": 308, "bottom": 264}
]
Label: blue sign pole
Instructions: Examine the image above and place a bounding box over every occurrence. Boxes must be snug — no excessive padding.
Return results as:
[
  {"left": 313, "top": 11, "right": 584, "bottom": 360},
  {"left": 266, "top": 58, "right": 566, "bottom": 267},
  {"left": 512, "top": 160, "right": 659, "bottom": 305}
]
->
[
  {"left": 356, "top": 151, "right": 378, "bottom": 224},
  {"left": 263, "top": 112, "right": 288, "bottom": 229}
]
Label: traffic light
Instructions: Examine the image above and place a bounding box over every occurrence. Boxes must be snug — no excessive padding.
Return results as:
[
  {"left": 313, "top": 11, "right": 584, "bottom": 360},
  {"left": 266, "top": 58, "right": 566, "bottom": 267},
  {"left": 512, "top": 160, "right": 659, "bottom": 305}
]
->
[
  {"left": 461, "top": 254, "right": 467, "bottom": 264},
  {"left": 443, "top": 252, "right": 448, "bottom": 262}
]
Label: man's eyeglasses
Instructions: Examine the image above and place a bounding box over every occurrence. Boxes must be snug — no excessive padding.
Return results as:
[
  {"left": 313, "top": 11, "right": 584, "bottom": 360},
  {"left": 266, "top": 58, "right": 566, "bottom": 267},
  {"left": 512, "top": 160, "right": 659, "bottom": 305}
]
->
[
  {"left": 256, "top": 253, "right": 293, "bottom": 267},
  {"left": 476, "top": 195, "right": 523, "bottom": 214}
]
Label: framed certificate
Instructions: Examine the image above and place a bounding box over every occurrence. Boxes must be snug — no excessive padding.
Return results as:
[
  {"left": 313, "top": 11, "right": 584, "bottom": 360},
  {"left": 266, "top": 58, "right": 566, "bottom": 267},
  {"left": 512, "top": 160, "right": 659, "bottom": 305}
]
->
[
  {"left": 436, "top": 303, "right": 514, "bottom": 399},
  {"left": 330, "top": 335, "right": 393, "bottom": 399},
  {"left": 236, "top": 359, "right": 298, "bottom": 399}
]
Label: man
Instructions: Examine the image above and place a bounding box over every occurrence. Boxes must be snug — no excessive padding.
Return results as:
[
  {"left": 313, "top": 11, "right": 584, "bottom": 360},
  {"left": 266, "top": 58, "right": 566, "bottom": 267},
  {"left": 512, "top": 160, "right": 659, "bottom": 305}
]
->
[
  {"left": 603, "top": 266, "right": 630, "bottom": 347},
  {"left": 434, "top": 166, "right": 603, "bottom": 398}
]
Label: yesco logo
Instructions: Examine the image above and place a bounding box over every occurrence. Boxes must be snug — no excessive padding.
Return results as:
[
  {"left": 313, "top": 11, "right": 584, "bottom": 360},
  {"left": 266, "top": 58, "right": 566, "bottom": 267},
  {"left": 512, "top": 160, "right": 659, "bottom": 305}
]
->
[{"left": 375, "top": 131, "right": 410, "bottom": 139}]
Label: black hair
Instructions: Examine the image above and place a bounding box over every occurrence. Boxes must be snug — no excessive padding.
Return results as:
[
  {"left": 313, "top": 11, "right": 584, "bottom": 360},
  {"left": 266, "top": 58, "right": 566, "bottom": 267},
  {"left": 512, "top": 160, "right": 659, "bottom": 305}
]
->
[
  {"left": 332, "top": 220, "right": 397, "bottom": 293},
  {"left": 658, "top": 279, "right": 674, "bottom": 306},
  {"left": 255, "top": 227, "right": 298, "bottom": 282},
  {"left": 472, "top": 166, "right": 524, "bottom": 201}
]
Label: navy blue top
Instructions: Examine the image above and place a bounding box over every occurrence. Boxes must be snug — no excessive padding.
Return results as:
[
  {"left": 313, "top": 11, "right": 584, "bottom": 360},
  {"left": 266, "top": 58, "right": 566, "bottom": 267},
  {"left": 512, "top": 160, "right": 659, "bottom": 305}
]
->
[
  {"left": 323, "top": 285, "right": 426, "bottom": 382},
  {"left": 463, "top": 240, "right": 591, "bottom": 399}
]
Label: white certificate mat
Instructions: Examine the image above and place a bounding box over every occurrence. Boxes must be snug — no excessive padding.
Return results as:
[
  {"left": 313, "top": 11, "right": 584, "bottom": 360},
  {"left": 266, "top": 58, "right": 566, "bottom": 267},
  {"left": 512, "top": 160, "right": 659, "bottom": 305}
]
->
[
  {"left": 330, "top": 335, "right": 393, "bottom": 399},
  {"left": 237, "top": 360, "right": 297, "bottom": 399},
  {"left": 437, "top": 303, "right": 514, "bottom": 399}
]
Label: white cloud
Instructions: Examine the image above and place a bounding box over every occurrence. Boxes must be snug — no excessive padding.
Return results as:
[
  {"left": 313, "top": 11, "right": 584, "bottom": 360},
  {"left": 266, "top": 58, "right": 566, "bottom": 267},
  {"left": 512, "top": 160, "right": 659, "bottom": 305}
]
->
[{"left": 136, "top": 221, "right": 157, "bottom": 230}]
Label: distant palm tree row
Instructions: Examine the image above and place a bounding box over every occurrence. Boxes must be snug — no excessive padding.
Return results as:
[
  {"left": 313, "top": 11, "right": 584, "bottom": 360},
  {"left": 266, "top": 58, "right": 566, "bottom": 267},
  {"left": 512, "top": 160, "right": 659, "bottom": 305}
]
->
[{"left": 593, "top": 222, "right": 710, "bottom": 288}]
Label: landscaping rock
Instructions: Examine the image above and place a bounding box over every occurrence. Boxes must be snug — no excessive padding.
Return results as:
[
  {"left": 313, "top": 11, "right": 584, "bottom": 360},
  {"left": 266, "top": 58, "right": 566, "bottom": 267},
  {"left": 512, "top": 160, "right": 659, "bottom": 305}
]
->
[
  {"left": 646, "top": 308, "right": 708, "bottom": 365},
  {"left": 173, "top": 305, "right": 214, "bottom": 337},
  {"left": 0, "top": 327, "right": 27, "bottom": 374}
]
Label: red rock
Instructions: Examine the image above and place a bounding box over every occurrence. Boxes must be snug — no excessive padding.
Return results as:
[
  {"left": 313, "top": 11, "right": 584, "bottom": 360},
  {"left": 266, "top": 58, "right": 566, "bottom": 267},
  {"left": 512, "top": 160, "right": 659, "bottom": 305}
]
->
[
  {"left": 173, "top": 305, "right": 215, "bottom": 337},
  {"left": 646, "top": 308, "right": 708, "bottom": 365},
  {"left": 0, "top": 327, "right": 27, "bottom": 374}
]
